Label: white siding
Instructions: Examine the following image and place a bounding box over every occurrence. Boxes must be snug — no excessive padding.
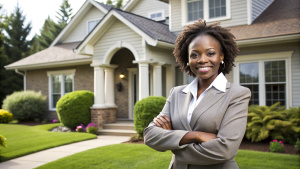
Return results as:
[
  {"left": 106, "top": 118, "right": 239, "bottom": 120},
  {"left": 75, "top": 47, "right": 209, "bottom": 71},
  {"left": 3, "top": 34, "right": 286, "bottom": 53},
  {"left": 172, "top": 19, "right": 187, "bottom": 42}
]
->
[
  {"left": 291, "top": 42, "right": 300, "bottom": 107},
  {"left": 63, "top": 6, "right": 106, "bottom": 43},
  {"left": 147, "top": 45, "right": 175, "bottom": 64},
  {"left": 251, "top": 0, "right": 274, "bottom": 23},
  {"left": 170, "top": 0, "right": 248, "bottom": 32},
  {"left": 129, "top": 0, "right": 169, "bottom": 19},
  {"left": 93, "top": 20, "right": 144, "bottom": 62}
]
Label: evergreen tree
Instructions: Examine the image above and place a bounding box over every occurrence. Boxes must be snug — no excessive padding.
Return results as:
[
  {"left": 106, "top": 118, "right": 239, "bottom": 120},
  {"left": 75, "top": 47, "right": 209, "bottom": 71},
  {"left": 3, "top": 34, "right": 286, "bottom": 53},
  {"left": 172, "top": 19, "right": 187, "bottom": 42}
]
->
[
  {"left": 1, "top": 4, "right": 31, "bottom": 106},
  {"left": 106, "top": 0, "right": 129, "bottom": 8},
  {"left": 56, "top": 0, "right": 72, "bottom": 28}
]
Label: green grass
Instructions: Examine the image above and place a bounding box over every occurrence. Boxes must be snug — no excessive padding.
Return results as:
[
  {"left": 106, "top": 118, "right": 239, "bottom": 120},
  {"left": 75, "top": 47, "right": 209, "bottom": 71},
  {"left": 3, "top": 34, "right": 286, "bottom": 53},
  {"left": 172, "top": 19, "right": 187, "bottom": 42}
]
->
[
  {"left": 0, "top": 123, "right": 97, "bottom": 162},
  {"left": 37, "top": 144, "right": 300, "bottom": 169}
]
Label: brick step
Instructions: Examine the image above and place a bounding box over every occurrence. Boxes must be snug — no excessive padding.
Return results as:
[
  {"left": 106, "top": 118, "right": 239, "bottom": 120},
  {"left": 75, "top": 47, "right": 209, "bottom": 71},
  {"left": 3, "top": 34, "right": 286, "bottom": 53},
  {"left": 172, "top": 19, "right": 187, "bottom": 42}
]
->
[{"left": 98, "top": 129, "right": 137, "bottom": 137}]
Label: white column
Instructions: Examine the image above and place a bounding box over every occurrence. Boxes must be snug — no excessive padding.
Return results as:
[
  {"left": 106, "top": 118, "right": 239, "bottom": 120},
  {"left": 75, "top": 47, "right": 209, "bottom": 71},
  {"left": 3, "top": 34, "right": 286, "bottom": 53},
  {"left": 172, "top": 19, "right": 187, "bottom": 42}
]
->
[
  {"left": 92, "top": 66, "right": 106, "bottom": 108},
  {"left": 138, "top": 63, "right": 149, "bottom": 100},
  {"left": 104, "top": 67, "right": 117, "bottom": 107},
  {"left": 153, "top": 64, "right": 163, "bottom": 96},
  {"left": 166, "top": 65, "right": 176, "bottom": 96}
]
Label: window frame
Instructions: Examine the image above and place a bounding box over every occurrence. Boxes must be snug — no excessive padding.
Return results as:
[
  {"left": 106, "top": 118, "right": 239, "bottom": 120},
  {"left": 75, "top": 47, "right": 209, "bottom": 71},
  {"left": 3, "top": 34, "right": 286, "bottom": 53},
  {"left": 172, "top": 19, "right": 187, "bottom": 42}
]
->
[
  {"left": 233, "top": 51, "right": 293, "bottom": 107},
  {"left": 87, "top": 18, "right": 101, "bottom": 35},
  {"left": 148, "top": 10, "right": 166, "bottom": 21},
  {"left": 47, "top": 69, "right": 76, "bottom": 111},
  {"left": 181, "top": 0, "right": 231, "bottom": 26}
]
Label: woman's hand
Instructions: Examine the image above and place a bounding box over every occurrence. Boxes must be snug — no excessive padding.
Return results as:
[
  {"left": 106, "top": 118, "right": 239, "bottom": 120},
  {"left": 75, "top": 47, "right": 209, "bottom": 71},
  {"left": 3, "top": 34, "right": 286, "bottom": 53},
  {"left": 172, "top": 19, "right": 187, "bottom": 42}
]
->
[
  {"left": 154, "top": 115, "right": 173, "bottom": 130},
  {"left": 179, "top": 131, "right": 217, "bottom": 145}
]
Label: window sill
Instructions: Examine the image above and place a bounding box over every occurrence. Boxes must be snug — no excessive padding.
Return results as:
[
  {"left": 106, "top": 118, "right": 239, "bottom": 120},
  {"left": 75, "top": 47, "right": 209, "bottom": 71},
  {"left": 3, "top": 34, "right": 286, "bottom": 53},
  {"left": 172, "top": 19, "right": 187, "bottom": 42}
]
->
[{"left": 183, "top": 16, "right": 231, "bottom": 26}]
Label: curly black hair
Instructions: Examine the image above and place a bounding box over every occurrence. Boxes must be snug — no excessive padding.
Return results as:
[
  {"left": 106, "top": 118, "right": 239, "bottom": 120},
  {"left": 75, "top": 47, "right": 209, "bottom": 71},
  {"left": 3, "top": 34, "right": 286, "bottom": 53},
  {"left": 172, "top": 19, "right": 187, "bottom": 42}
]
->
[{"left": 173, "top": 19, "right": 239, "bottom": 77}]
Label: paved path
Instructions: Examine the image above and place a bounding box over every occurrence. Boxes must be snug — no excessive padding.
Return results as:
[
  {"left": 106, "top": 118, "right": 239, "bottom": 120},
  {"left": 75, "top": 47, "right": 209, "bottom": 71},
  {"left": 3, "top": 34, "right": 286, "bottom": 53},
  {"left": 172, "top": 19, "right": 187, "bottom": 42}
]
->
[{"left": 0, "top": 135, "right": 131, "bottom": 169}]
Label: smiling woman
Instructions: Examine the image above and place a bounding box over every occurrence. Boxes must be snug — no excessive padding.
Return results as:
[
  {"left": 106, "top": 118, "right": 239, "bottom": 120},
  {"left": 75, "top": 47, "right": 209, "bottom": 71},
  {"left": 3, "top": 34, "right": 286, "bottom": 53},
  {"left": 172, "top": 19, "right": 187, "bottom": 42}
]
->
[{"left": 144, "top": 19, "right": 251, "bottom": 169}]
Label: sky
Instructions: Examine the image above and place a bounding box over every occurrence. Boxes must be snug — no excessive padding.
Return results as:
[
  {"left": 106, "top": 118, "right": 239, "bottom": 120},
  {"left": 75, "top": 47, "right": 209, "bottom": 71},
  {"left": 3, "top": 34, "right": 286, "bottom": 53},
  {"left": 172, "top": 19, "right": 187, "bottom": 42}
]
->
[{"left": 0, "top": 0, "right": 106, "bottom": 40}]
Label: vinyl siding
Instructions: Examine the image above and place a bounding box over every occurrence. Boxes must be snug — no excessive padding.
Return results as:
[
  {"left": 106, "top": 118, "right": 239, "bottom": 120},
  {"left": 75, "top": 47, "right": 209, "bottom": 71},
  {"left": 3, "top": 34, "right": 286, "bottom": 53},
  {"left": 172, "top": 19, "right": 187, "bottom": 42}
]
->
[
  {"left": 170, "top": 0, "right": 248, "bottom": 32},
  {"left": 291, "top": 42, "right": 300, "bottom": 107},
  {"left": 63, "top": 6, "right": 106, "bottom": 43},
  {"left": 146, "top": 45, "right": 175, "bottom": 64},
  {"left": 251, "top": 0, "right": 274, "bottom": 23},
  {"left": 129, "top": 0, "right": 169, "bottom": 19},
  {"left": 93, "top": 20, "right": 144, "bottom": 62}
]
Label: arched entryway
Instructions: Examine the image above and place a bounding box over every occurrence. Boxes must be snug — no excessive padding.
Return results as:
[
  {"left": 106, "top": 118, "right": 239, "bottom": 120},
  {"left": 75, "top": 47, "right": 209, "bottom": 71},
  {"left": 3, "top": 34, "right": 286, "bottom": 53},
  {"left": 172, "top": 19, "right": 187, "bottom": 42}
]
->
[{"left": 110, "top": 48, "right": 137, "bottom": 120}]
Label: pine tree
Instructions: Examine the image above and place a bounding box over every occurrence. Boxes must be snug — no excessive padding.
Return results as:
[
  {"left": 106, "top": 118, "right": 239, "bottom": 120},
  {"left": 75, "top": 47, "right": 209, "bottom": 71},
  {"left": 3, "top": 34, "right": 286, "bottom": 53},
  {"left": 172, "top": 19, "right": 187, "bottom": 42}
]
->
[
  {"left": 56, "top": 0, "right": 72, "bottom": 28},
  {"left": 1, "top": 4, "right": 31, "bottom": 105},
  {"left": 106, "top": 0, "right": 129, "bottom": 8}
]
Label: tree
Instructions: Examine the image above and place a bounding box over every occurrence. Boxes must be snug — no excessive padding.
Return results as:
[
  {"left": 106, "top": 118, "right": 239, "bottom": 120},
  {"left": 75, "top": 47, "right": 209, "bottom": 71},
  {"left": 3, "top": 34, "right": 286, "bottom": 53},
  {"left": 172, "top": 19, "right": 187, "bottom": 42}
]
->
[
  {"left": 56, "top": 0, "right": 72, "bottom": 28},
  {"left": 106, "top": 0, "right": 129, "bottom": 9},
  {"left": 0, "top": 4, "right": 31, "bottom": 106}
]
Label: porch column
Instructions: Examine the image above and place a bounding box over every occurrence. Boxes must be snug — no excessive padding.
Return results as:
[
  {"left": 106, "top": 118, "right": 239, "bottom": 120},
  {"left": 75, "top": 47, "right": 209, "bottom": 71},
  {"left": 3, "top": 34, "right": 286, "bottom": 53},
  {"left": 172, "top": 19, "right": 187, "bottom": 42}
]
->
[
  {"left": 104, "top": 66, "right": 117, "bottom": 107},
  {"left": 138, "top": 63, "right": 150, "bottom": 100},
  {"left": 92, "top": 66, "right": 106, "bottom": 108},
  {"left": 166, "top": 65, "right": 176, "bottom": 96},
  {"left": 153, "top": 63, "right": 163, "bottom": 96}
]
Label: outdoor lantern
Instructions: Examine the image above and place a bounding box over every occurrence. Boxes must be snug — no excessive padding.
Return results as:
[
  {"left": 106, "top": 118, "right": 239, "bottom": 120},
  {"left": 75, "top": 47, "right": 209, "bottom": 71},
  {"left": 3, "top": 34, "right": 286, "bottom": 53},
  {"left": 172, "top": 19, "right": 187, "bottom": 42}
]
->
[
  {"left": 119, "top": 73, "right": 125, "bottom": 79},
  {"left": 116, "top": 82, "right": 123, "bottom": 92}
]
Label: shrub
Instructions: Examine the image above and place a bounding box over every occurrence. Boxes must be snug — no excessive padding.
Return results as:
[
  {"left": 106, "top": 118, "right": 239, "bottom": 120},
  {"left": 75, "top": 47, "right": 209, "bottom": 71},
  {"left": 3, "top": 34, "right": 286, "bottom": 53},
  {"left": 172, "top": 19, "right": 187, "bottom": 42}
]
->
[
  {"left": 0, "top": 135, "right": 7, "bottom": 151},
  {"left": 134, "top": 96, "right": 166, "bottom": 137},
  {"left": 2, "top": 91, "right": 46, "bottom": 121},
  {"left": 56, "top": 90, "right": 94, "bottom": 129},
  {"left": 0, "top": 109, "right": 13, "bottom": 123},
  {"left": 246, "top": 103, "right": 300, "bottom": 143},
  {"left": 295, "top": 138, "right": 300, "bottom": 153},
  {"left": 86, "top": 126, "right": 98, "bottom": 135},
  {"left": 75, "top": 126, "right": 84, "bottom": 132},
  {"left": 270, "top": 140, "right": 284, "bottom": 153}
]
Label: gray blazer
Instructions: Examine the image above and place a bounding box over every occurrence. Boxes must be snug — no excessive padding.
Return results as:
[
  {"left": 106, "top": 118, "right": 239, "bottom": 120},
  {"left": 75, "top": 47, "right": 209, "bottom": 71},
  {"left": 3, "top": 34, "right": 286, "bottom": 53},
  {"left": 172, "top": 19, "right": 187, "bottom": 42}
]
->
[{"left": 144, "top": 82, "right": 251, "bottom": 169}]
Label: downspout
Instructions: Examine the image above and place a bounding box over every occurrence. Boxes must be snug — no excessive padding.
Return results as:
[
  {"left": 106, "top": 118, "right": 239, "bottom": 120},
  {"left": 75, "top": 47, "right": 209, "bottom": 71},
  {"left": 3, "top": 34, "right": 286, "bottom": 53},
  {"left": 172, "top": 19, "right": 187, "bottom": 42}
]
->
[{"left": 15, "top": 69, "right": 26, "bottom": 91}]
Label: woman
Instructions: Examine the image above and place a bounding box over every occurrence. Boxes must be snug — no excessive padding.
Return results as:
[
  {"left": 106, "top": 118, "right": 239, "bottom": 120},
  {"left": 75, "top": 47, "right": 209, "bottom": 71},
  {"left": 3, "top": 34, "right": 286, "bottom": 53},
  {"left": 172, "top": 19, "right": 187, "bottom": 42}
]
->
[{"left": 144, "top": 19, "right": 251, "bottom": 169}]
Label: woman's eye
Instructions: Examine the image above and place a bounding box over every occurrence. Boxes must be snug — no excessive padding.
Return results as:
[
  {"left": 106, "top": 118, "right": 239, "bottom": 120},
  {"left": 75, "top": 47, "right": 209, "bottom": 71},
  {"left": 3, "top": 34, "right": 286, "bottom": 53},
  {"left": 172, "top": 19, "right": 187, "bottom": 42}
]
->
[
  {"left": 208, "top": 52, "right": 215, "bottom": 56},
  {"left": 190, "top": 53, "right": 198, "bottom": 58}
]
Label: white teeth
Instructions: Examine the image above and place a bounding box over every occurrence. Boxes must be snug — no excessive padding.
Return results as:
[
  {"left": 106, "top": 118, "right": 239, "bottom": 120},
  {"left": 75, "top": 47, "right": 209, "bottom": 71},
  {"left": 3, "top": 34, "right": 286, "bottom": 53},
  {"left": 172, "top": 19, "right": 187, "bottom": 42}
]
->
[{"left": 198, "top": 67, "right": 209, "bottom": 70}]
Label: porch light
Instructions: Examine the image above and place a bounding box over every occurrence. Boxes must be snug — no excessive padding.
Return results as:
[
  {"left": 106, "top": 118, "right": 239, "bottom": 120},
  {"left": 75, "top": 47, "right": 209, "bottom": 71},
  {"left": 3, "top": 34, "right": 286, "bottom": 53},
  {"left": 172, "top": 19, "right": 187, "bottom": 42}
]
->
[{"left": 119, "top": 73, "right": 125, "bottom": 79}]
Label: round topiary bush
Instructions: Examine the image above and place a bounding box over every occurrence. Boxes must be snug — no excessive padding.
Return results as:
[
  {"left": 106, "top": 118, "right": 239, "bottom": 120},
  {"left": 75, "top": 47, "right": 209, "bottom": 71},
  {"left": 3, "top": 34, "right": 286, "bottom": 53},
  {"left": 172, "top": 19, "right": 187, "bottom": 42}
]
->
[
  {"left": 0, "top": 109, "right": 13, "bottom": 123},
  {"left": 56, "top": 90, "right": 94, "bottom": 130},
  {"left": 2, "top": 91, "right": 46, "bottom": 121},
  {"left": 134, "top": 96, "right": 166, "bottom": 137}
]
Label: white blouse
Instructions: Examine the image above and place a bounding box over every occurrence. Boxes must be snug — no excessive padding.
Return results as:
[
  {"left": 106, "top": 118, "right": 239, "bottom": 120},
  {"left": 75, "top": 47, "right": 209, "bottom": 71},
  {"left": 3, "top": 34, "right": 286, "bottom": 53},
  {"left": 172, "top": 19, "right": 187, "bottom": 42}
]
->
[{"left": 182, "top": 73, "right": 227, "bottom": 123}]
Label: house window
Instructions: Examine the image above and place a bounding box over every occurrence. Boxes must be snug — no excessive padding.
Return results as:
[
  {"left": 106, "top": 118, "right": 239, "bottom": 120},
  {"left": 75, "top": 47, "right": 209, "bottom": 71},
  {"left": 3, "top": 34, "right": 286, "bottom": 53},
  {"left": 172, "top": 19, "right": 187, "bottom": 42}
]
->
[
  {"left": 182, "top": 0, "right": 231, "bottom": 25},
  {"left": 238, "top": 60, "right": 286, "bottom": 106},
  {"left": 88, "top": 19, "right": 100, "bottom": 34},
  {"left": 47, "top": 70, "right": 75, "bottom": 110},
  {"left": 209, "top": 0, "right": 226, "bottom": 18},
  {"left": 148, "top": 10, "right": 165, "bottom": 21}
]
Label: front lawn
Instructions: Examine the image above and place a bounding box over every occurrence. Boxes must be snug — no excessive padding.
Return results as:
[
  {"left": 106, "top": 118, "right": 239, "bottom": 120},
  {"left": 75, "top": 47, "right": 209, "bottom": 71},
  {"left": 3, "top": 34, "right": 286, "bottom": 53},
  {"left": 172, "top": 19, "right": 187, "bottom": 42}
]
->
[
  {"left": 37, "top": 144, "right": 300, "bottom": 169},
  {"left": 0, "top": 123, "right": 97, "bottom": 162}
]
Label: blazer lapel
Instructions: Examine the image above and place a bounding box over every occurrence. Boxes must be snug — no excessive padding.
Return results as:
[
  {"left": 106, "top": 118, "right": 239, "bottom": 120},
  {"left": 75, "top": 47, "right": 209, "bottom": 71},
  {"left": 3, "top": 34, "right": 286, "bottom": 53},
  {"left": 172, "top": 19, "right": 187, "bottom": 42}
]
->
[
  {"left": 189, "top": 82, "right": 230, "bottom": 129},
  {"left": 177, "top": 90, "right": 192, "bottom": 131}
]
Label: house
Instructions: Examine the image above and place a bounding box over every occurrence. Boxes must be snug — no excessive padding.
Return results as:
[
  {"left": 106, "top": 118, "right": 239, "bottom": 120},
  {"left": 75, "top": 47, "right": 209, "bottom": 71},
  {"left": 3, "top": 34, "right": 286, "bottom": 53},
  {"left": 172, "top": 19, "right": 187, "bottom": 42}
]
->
[{"left": 5, "top": 0, "right": 300, "bottom": 129}]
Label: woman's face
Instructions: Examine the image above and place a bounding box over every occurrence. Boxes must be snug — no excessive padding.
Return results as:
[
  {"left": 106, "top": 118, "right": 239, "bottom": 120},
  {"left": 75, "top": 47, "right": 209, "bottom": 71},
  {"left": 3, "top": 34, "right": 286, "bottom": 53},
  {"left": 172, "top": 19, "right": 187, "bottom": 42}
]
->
[{"left": 188, "top": 34, "right": 224, "bottom": 83}]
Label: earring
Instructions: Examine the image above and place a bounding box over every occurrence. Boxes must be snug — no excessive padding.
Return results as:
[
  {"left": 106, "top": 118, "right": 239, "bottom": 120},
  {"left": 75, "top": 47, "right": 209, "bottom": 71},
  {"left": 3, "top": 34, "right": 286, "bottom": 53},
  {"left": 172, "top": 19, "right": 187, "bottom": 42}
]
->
[
  {"left": 221, "top": 61, "right": 224, "bottom": 64},
  {"left": 221, "top": 61, "right": 225, "bottom": 70},
  {"left": 187, "top": 63, "right": 189, "bottom": 66}
]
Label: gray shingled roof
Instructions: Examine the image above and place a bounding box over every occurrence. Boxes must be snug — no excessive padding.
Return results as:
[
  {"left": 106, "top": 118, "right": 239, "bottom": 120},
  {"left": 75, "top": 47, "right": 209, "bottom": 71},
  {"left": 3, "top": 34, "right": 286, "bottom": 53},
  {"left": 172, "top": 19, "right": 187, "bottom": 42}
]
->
[
  {"left": 96, "top": 2, "right": 113, "bottom": 11},
  {"left": 115, "top": 9, "right": 177, "bottom": 44}
]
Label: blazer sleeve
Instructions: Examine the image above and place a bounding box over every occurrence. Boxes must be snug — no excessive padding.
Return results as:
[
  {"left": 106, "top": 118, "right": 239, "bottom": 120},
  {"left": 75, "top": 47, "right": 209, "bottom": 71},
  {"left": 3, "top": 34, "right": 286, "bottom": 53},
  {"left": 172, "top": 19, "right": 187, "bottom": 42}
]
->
[
  {"left": 144, "top": 87, "right": 189, "bottom": 152},
  {"left": 173, "top": 87, "right": 251, "bottom": 165}
]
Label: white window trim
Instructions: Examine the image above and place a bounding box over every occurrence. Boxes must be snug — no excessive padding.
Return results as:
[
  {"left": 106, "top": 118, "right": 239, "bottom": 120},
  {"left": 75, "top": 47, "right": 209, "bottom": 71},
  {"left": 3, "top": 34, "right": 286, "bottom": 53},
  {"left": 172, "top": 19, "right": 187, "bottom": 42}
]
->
[
  {"left": 47, "top": 69, "right": 76, "bottom": 111},
  {"left": 181, "top": 0, "right": 231, "bottom": 26},
  {"left": 86, "top": 18, "right": 101, "bottom": 35},
  {"left": 233, "top": 51, "right": 293, "bottom": 107},
  {"left": 148, "top": 10, "right": 165, "bottom": 21}
]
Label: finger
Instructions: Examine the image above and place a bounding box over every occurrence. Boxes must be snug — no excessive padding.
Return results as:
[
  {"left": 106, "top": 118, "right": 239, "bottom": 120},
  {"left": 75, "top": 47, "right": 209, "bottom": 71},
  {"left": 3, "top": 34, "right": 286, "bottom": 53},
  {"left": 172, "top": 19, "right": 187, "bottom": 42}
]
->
[
  {"left": 160, "top": 115, "right": 172, "bottom": 129},
  {"left": 155, "top": 117, "right": 168, "bottom": 129},
  {"left": 154, "top": 118, "right": 165, "bottom": 128},
  {"left": 154, "top": 118, "right": 162, "bottom": 127}
]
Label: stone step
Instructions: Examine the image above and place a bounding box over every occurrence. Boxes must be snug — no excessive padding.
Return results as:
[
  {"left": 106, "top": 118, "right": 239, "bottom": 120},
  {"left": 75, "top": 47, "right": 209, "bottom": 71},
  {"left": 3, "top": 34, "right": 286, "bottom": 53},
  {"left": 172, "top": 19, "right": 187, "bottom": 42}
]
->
[
  {"left": 98, "top": 129, "right": 137, "bottom": 137},
  {"left": 103, "top": 122, "right": 135, "bottom": 130}
]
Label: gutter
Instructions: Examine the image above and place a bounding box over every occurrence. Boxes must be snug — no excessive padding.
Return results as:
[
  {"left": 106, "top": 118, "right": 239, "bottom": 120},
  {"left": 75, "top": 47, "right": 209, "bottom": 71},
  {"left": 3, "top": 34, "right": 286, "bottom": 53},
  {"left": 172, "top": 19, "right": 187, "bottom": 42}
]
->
[{"left": 15, "top": 69, "right": 26, "bottom": 91}]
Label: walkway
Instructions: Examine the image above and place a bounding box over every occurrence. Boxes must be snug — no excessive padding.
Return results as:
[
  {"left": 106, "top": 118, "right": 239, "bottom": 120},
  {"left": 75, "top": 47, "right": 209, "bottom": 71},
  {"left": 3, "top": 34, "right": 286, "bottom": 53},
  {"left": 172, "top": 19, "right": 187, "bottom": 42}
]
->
[{"left": 0, "top": 135, "right": 131, "bottom": 169}]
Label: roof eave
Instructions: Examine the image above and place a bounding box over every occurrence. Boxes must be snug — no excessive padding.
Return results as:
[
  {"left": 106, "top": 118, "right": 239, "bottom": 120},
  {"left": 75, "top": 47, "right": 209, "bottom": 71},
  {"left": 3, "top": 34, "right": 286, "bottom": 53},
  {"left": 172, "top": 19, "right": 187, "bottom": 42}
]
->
[
  {"left": 5, "top": 58, "right": 92, "bottom": 71},
  {"left": 236, "top": 33, "right": 300, "bottom": 47}
]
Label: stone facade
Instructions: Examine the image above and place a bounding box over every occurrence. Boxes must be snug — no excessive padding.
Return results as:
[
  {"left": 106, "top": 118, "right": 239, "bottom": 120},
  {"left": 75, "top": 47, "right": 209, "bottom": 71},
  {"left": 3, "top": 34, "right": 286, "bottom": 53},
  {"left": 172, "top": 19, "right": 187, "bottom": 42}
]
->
[
  {"left": 26, "top": 64, "right": 94, "bottom": 120},
  {"left": 91, "top": 108, "right": 117, "bottom": 129}
]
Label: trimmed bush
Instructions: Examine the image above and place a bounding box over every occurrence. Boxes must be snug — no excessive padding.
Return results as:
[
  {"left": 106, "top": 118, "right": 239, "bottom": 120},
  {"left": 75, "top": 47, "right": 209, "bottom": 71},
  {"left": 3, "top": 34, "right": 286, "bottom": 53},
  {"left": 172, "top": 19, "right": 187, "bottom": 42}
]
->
[
  {"left": 0, "top": 135, "right": 7, "bottom": 151},
  {"left": 86, "top": 126, "right": 98, "bottom": 135},
  {"left": 134, "top": 96, "right": 166, "bottom": 137},
  {"left": 56, "top": 90, "right": 94, "bottom": 130},
  {"left": 2, "top": 91, "right": 46, "bottom": 121},
  {"left": 0, "top": 109, "right": 13, "bottom": 123}
]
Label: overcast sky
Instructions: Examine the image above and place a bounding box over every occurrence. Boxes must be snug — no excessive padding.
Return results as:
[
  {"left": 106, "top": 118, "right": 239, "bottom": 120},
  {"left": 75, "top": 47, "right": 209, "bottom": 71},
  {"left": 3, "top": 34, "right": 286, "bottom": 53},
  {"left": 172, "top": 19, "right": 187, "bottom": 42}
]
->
[{"left": 0, "top": 0, "right": 106, "bottom": 40}]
